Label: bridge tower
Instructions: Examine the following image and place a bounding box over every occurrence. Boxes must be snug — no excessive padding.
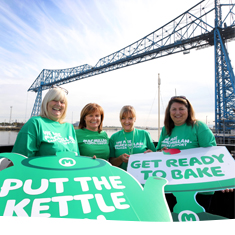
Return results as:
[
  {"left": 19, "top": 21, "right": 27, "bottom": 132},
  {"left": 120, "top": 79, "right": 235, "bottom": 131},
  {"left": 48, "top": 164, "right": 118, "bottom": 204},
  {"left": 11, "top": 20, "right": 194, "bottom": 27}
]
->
[
  {"left": 214, "top": 0, "right": 235, "bottom": 133},
  {"left": 28, "top": 0, "right": 235, "bottom": 135}
]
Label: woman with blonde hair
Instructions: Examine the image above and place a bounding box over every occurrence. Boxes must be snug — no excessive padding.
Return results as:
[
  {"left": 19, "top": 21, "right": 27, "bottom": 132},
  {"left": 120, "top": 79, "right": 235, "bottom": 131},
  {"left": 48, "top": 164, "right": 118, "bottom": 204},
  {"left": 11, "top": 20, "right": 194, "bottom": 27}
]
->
[
  {"left": 76, "top": 103, "right": 109, "bottom": 160},
  {"left": 109, "top": 105, "right": 155, "bottom": 171},
  {"left": 12, "top": 86, "right": 78, "bottom": 158}
]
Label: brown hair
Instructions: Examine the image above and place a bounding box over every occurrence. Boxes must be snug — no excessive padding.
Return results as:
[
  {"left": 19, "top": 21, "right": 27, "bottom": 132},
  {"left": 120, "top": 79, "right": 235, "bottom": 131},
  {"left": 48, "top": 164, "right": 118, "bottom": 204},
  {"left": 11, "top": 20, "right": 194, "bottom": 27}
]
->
[
  {"left": 119, "top": 105, "right": 136, "bottom": 121},
  {"left": 164, "top": 97, "right": 196, "bottom": 136},
  {"left": 78, "top": 103, "right": 104, "bottom": 133}
]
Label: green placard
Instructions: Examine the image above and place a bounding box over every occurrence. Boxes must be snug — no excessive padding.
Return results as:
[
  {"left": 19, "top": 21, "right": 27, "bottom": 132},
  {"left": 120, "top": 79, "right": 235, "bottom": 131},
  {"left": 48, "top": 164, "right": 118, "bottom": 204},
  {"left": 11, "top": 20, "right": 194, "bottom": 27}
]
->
[{"left": 0, "top": 152, "right": 172, "bottom": 222}]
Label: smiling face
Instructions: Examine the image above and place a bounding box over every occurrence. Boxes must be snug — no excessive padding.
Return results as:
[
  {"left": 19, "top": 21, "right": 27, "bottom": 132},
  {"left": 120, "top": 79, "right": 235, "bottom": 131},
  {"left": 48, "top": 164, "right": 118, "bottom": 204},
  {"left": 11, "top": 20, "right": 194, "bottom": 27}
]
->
[
  {"left": 121, "top": 112, "right": 136, "bottom": 132},
  {"left": 170, "top": 102, "right": 188, "bottom": 126},
  {"left": 47, "top": 99, "right": 66, "bottom": 122},
  {"left": 84, "top": 110, "right": 101, "bottom": 132}
]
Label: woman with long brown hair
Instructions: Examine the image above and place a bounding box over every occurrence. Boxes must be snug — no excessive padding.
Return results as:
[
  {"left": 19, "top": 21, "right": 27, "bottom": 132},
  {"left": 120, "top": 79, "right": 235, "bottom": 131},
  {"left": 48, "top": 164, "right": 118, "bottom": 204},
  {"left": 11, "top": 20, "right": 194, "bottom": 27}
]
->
[
  {"left": 157, "top": 96, "right": 216, "bottom": 212},
  {"left": 157, "top": 96, "right": 215, "bottom": 150}
]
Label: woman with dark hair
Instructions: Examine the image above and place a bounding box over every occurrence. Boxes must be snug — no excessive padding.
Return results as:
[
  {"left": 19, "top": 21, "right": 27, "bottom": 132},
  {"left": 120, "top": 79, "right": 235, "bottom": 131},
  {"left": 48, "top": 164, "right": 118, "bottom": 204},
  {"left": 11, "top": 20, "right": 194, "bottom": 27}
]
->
[
  {"left": 109, "top": 105, "right": 156, "bottom": 171},
  {"left": 76, "top": 103, "right": 110, "bottom": 160},
  {"left": 157, "top": 96, "right": 216, "bottom": 212},
  {"left": 157, "top": 96, "right": 216, "bottom": 150}
]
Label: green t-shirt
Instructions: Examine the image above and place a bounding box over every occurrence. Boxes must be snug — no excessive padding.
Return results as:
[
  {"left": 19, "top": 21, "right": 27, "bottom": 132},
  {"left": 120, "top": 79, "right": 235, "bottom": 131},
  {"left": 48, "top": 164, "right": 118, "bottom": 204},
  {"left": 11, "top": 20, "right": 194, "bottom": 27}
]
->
[
  {"left": 156, "top": 121, "right": 216, "bottom": 150},
  {"left": 12, "top": 116, "right": 79, "bottom": 157},
  {"left": 109, "top": 128, "right": 156, "bottom": 170},
  {"left": 156, "top": 120, "right": 216, "bottom": 195},
  {"left": 75, "top": 128, "right": 110, "bottom": 160}
]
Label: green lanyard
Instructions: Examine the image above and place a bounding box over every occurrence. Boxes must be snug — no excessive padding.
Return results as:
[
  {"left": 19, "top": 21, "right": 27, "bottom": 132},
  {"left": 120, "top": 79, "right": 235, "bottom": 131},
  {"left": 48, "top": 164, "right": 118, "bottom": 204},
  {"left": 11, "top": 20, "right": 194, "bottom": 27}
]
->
[{"left": 123, "top": 129, "right": 135, "bottom": 155}]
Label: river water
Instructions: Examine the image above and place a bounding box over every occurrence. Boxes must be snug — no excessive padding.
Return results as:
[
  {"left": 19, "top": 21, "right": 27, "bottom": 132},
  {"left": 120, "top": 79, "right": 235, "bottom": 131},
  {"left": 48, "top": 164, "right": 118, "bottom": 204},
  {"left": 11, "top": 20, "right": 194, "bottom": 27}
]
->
[
  {"left": 0, "top": 129, "right": 159, "bottom": 146},
  {"left": 0, "top": 131, "right": 19, "bottom": 146}
]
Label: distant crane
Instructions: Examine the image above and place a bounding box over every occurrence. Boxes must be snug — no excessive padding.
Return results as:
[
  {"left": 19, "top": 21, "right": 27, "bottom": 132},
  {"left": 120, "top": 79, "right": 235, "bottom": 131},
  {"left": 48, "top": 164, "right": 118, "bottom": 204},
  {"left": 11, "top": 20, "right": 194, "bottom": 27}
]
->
[{"left": 28, "top": 0, "right": 235, "bottom": 134}]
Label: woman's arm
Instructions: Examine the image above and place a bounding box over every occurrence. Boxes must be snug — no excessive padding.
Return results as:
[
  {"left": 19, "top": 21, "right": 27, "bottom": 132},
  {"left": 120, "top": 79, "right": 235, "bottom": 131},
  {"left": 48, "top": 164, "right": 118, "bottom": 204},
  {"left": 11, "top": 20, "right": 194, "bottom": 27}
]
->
[
  {"left": 109, "top": 135, "right": 129, "bottom": 166},
  {"left": 12, "top": 118, "right": 38, "bottom": 157},
  {"left": 156, "top": 127, "right": 166, "bottom": 151},
  {"left": 109, "top": 154, "right": 129, "bottom": 167},
  {"left": 144, "top": 130, "right": 156, "bottom": 152},
  {"left": 196, "top": 121, "right": 216, "bottom": 147}
]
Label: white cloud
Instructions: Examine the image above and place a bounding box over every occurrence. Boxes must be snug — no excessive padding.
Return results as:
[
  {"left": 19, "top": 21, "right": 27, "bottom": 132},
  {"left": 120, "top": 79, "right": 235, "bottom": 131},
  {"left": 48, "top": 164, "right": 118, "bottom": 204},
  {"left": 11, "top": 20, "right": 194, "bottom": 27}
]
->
[{"left": 0, "top": 0, "right": 234, "bottom": 129}]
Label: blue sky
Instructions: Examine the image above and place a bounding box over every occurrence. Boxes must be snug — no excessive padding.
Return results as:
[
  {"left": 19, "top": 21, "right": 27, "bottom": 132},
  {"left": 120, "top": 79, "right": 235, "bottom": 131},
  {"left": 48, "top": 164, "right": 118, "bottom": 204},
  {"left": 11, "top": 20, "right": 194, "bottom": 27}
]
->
[{"left": 0, "top": 0, "right": 234, "bottom": 128}]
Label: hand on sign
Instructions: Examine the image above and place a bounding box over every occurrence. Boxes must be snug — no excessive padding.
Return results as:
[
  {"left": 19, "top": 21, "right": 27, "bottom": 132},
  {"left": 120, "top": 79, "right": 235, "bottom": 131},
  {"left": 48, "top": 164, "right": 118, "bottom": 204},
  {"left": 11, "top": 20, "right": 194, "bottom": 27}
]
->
[
  {"left": 92, "top": 155, "right": 97, "bottom": 159},
  {"left": 157, "top": 146, "right": 168, "bottom": 152},
  {"left": 120, "top": 153, "right": 130, "bottom": 163},
  {"left": 144, "top": 149, "right": 153, "bottom": 153},
  {"left": 161, "top": 146, "right": 168, "bottom": 151},
  {"left": 222, "top": 188, "right": 234, "bottom": 193}
]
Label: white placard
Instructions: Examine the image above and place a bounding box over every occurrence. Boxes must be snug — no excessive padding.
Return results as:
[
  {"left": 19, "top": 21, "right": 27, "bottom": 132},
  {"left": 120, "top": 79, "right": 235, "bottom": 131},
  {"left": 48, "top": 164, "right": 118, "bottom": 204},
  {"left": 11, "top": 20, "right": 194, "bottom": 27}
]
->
[{"left": 127, "top": 146, "right": 235, "bottom": 186}]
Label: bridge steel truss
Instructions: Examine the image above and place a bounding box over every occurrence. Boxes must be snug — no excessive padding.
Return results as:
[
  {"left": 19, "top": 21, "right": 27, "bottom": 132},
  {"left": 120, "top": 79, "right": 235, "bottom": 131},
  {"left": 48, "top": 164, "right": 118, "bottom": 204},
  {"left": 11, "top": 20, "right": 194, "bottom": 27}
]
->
[
  {"left": 28, "top": 0, "right": 235, "bottom": 133},
  {"left": 214, "top": 0, "right": 235, "bottom": 133}
]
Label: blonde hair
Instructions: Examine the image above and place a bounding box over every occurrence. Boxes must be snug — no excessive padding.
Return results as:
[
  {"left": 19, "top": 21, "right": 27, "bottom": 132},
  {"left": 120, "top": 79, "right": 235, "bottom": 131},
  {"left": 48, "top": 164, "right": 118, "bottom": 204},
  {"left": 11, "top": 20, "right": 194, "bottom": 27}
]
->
[
  {"left": 119, "top": 105, "right": 136, "bottom": 121},
  {"left": 40, "top": 87, "right": 68, "bottom": 123},
  {"left": 79, "top": 103, "right": 104, "bottom": 133}
]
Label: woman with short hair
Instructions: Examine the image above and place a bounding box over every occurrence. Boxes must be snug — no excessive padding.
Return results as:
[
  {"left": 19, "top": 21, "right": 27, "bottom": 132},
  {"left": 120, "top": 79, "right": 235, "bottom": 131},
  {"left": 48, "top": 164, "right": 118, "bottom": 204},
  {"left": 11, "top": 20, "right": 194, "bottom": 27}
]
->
[
  {"left": 12, "top": 86, "right": 78, "bottom": 158},
  {"left": 109, "top": 105, "right": 156, "bottom": 171},
  {"left": 76, "top": 103, "right": 109, "bottom": 160}
]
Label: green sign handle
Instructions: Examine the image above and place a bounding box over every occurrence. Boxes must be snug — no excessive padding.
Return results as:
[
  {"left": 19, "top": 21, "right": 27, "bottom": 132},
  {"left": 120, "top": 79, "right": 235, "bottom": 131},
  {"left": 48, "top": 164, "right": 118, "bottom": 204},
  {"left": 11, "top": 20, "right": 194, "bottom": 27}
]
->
[{"left": 173, "top": 191, "right": 205, "bottom": 214}]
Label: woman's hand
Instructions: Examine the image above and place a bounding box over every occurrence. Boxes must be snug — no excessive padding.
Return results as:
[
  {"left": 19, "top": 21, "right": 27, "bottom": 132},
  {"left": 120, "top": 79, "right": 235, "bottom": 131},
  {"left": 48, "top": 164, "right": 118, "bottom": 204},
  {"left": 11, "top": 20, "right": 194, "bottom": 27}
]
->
[
  {"left": 157, "top": 146, "right": 168, "bottom": 152},
  {"left": 222, "top": 188, "right": 234, "bottom": 193},
  {"left": 144, "top": 149, "right": 153, "bottom": 153},
  {"left": 161, "top": 146, "right": 168, "bottom": 151},
  {"left": 109, "top": 153, "right": 129, "bottom": 167},
  {"left": 120, "top": 153, "right": 130, "bottom": 163},
  {"left": 92, "top": 155, "right": 97, "bottom": 159}
]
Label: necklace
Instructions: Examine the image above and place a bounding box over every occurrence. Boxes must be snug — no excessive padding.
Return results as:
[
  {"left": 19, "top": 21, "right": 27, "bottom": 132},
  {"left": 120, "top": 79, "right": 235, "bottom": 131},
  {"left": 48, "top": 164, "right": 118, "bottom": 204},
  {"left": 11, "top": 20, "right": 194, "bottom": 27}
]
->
[{"left": 123, "top": 128, "right": 135, "bottom": 155}]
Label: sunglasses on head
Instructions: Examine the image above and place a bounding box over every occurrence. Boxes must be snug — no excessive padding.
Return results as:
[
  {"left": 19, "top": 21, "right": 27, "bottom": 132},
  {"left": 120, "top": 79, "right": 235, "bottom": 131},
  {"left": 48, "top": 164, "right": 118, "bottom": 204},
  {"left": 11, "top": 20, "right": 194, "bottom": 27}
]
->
[
  {"left": 171, "top": 96, "right": 186, "bottom": 100},
  {"left": 50, "top": 85, "right": 68, "bottom": 95}
]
